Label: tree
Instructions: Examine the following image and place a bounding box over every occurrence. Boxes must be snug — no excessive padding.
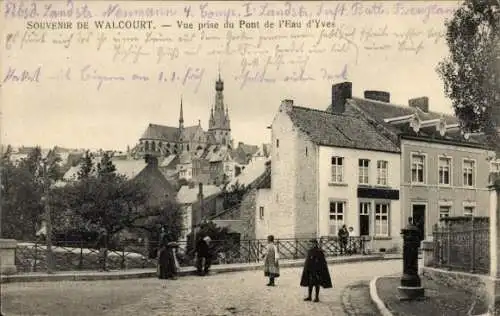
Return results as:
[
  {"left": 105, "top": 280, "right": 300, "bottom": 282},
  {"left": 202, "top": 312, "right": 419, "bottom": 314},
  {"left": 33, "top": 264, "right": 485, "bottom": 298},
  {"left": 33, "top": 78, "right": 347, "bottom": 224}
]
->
[
  {"left": 1, "top": 147, "right": 44, "bottom": 240},
  {"left": 97, "top": 152, "right": 116, "bottom": 179},
  {"left": 77, "top": 151, "right": 94, "bottom": 180},
  {"left": 222, "top": 181, "right": 248, "bottom": 210},
  {"left": 437, "top": 0, "right": 500, "bottom": 145}
]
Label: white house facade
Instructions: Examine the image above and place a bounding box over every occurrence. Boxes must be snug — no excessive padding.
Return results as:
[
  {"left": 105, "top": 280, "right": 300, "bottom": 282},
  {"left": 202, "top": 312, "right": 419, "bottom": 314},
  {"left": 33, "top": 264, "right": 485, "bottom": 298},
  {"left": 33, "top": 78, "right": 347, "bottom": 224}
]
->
[
  {"left": 268, "top": 98, "right": 402, "bottom": 250},
  {"left": 318, "top": 146, "right": 401, "bottom": 249}
]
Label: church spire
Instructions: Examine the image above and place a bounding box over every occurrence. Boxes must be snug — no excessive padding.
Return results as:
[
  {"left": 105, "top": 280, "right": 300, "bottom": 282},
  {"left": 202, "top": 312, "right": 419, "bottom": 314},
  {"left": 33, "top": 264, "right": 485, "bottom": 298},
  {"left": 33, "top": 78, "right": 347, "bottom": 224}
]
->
[{"left": 179, "top": 95, "right": 184, "bottom": 129}]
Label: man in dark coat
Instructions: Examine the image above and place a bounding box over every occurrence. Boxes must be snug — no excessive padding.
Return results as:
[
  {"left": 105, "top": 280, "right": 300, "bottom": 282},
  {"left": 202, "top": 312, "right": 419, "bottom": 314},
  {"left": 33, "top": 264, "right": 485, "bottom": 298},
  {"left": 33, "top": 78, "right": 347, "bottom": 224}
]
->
[
  {"left": 338, "top": 225, "right": 349, "bottom": 255},
  {"left": 195, "top": 236, "right": 212, "bottom": 276},
  {"left": 300, "top": 239, "right": 332, "bottom": 302}
]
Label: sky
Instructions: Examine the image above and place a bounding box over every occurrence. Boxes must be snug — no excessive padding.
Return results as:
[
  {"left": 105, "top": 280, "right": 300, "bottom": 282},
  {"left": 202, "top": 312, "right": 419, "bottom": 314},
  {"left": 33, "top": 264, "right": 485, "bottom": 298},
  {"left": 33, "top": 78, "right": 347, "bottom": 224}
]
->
[{"left": 2, "top": 0, "right": 462, "bottom": 150}]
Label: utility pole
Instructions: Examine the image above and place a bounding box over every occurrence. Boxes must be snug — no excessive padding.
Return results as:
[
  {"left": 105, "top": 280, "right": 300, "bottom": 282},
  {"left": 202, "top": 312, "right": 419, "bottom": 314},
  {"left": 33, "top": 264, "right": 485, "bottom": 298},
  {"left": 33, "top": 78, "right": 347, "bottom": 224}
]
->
[{"left": 42, "top": 158, "right": 54, "bottom": 274}]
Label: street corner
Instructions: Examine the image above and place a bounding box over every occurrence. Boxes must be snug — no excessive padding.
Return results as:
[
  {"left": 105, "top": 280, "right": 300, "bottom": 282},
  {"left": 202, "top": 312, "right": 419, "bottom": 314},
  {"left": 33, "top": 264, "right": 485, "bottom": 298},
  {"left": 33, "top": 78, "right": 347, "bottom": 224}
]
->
[
  {"left": 371, "top": 275, "right": 489, "bottom": 316},
  {"left": 342, "top": 280, "right": 382, "bottom": 316}
]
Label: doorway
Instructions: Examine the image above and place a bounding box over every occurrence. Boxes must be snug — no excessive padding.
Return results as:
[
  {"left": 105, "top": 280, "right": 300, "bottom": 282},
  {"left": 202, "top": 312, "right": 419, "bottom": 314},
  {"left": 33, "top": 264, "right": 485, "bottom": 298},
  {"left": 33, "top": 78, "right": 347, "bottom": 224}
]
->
[
  {"left": 412, "top": 204, "right": 426, "bottom": 241},
  {"left": 359, "top": 202, "right": 370, "bottom": 236}
]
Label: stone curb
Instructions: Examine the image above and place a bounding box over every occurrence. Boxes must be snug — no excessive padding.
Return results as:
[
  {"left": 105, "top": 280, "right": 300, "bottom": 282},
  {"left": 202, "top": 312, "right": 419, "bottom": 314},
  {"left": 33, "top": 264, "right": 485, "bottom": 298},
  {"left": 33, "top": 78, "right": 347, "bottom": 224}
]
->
[
  {"left": 369, "top": 276, "right": 395, "bottom": 316},
  {"left": 2, "top": 254, "right": 401, "bottom": 284}
]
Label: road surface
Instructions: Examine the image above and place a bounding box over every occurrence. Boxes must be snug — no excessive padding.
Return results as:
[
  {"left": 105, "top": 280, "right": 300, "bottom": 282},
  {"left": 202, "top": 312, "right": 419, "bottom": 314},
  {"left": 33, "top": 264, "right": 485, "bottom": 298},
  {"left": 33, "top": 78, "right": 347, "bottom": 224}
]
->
[{"left": 2, "top": 259, "right": 401, "bottom": 316}]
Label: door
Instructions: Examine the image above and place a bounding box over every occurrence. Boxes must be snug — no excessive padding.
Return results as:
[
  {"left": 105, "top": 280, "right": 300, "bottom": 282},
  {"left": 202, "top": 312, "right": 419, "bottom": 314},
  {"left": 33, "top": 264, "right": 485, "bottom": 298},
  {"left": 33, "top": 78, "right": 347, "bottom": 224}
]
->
[
  {"left": 359, "top": 202, "right": 370, "bottom": 236},
  {"left": 412, "top": 204, "right": 426, "bottom": 241}
]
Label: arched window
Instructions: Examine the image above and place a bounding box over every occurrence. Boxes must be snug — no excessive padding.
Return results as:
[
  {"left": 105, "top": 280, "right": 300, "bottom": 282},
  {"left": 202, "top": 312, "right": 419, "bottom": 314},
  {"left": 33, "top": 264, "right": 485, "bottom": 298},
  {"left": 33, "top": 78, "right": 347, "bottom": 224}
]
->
[
  {"left": 145, "top": 141, "right": 150, "bottom": 151},
  {"left": 152, "top": 142, "right": 156, "bottom": 151},
  {"left": 187, "top": 144, "right": 190, "bottom": 151}
]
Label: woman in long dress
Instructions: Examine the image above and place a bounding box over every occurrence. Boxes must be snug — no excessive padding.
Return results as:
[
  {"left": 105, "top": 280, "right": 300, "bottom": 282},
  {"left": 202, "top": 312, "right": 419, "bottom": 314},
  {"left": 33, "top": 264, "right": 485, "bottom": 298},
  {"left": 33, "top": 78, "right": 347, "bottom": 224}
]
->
[
  {"left": 158, "top": 228, "right": 180, "bottom": 280},
  {"left": 300, "top": 239, "right": 332, "bottom": 302},
  {"left": 263, "top": 235, "right": 280, "bottom": 286}
]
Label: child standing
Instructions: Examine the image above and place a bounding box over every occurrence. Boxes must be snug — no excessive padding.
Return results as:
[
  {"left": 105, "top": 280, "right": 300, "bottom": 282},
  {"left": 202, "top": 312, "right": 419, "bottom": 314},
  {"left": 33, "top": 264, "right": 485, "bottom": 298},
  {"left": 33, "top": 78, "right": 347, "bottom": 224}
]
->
[{"left": 263, "top": 235, "right": 280, "bottom": 286}]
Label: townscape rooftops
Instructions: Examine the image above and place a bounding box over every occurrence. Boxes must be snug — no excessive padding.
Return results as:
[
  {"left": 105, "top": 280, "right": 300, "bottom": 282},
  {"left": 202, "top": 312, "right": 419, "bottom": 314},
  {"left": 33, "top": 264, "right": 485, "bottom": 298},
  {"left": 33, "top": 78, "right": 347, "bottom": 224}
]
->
[
  {"left": 288, "top": 106, "right": 401, "bottom": 153},
  {"left": 227, "top": 158, "right": 270, "bottom": 189},
  {"left": 177, "top": 184, "right": 222, "bottom": 205},
  {"left": 63, "top": 159, "right": 148, "bottom": 181}
]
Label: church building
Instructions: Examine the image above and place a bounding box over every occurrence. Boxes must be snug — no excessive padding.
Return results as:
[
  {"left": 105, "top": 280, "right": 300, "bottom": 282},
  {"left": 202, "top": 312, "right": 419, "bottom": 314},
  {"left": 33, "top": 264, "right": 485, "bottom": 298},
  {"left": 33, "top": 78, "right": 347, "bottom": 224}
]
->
[{"left": 137, "top": 74, "right": 248, "bottom": 185}]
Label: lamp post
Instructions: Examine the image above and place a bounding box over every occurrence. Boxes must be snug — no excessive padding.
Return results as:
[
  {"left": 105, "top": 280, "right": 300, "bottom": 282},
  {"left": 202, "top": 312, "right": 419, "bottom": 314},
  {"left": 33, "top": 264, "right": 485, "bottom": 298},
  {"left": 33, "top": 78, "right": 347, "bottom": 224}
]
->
[{"left": 41, "top": 158, "right": 54, "bottom": 274}]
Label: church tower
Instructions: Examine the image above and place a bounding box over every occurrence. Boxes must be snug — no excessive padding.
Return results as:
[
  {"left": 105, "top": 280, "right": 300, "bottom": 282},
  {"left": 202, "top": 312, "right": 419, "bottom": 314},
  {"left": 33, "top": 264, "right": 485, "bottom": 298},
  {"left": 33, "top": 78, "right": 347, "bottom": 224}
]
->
[
  {"left": 178, "top": 96, "right": 187, "bottom": 152},
  {"left": 208, "top": 73, "right": 232, "bottom": 147}
]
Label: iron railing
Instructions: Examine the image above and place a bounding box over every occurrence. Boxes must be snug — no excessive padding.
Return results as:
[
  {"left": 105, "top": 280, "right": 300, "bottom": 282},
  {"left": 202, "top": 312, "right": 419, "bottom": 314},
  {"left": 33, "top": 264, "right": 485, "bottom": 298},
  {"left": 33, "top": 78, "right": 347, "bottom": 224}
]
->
[
  {"left": 15, "top": 236, "right": 366, "bottom": 273},
  {"left": 432, "top": 218, "right": 490, "bottom": 275}
]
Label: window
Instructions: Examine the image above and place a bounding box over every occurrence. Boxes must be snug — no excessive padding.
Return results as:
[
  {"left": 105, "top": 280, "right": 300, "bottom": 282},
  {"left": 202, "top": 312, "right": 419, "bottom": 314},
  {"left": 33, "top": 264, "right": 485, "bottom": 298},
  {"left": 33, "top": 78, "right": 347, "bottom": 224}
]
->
[
  {"left": 375, "top": 203, "right": 389, "bottom": 236},
  {"left": 305, "top": 147, "right": 308, "bottom": 156},
  {"left": 259, "top": 207, "right": 264, "bottom": 219},
  {"left": 359, "top": 202, "right": 371, "bottom": 236},
  {"left": 329, "top": 201, "right": 345, "bottom": 235},
  {"left": 331, "top": 156, "right": 344, "bottom": 183},
  {"left": 358, "top": 159, "right": 370, "bottom": 184},
  {"left": 276, "top": 139, "right": 279, "bottom": 148},
  {"left": 463, "top": 160, "right": 475, "bottom": 187},
  {"left": 411, "top": 154, "right": 425, "bottom": 184},
  {"left": 464, "top": 206, "right": 474, "bottom": 217},
  {"left": 377, "top": 160, "right": 388, "bottom": 186},
  {"left": 438, "top": 157, "right": 451, "bottom": 185},
  {"left": 439, "top": 206, "right": 450, "bottom": 219}
]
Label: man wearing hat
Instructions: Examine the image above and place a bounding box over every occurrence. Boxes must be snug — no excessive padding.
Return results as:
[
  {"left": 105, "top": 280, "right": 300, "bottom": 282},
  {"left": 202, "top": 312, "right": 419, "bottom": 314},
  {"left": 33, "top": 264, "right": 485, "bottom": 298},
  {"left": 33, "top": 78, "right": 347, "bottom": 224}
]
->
[{"left": 195, "top": 236, "right": 212, "bottom": 276}]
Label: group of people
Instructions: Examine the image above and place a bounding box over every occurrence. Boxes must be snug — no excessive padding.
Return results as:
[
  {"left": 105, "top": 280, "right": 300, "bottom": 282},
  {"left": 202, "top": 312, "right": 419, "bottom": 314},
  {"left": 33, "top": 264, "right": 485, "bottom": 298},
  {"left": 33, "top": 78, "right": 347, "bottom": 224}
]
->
[
  {"left": 157, "top": 229, "right": 334, "bottom": 302},
  {"left": 263, "top": 235, "right": 333, "bottom": 302},
  {"left": 156, "top": 227, "right": 213, "bottom": 279}
]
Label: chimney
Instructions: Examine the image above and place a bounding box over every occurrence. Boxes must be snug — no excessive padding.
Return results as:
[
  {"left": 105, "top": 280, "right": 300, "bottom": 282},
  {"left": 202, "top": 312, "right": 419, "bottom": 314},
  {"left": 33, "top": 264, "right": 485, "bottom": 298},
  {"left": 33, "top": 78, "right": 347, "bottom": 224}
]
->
[
  {"left": 280, "top": 99, "right": 294, "bottom": 113},
  {"left": 409, "top": 97, "right": 429, "bottom": 113},
  {"left": 364, "top": 90, "right": 391, "bottom": 103},
  {"left": 331, "top": 82, "right": 352, "bottom": 113}
]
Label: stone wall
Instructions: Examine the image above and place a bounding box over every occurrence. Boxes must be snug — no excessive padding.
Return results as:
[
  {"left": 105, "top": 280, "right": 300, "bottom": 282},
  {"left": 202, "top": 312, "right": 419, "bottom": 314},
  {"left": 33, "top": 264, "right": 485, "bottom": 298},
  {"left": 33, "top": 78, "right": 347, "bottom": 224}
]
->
[
  {"left": 422, "top": 267, "right": 495, "bottom": 303},
  {"left": 239, "top": 189, "right": 257, "bottom": 240}
]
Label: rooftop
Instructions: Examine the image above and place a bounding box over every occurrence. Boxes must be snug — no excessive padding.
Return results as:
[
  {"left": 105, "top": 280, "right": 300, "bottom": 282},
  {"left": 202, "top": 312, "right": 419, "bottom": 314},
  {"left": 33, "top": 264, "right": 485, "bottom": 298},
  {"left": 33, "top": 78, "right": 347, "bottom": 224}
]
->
[{"left": 287, "top": 105, "right": 401, "bottom": 153}]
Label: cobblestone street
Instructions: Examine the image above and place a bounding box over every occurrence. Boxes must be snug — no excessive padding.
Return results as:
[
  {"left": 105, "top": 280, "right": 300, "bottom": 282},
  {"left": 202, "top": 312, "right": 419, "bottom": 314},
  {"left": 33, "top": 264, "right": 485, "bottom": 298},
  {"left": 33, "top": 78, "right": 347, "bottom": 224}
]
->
[{"left": 2, "top": 260, "right": 401, "bottom": 316}]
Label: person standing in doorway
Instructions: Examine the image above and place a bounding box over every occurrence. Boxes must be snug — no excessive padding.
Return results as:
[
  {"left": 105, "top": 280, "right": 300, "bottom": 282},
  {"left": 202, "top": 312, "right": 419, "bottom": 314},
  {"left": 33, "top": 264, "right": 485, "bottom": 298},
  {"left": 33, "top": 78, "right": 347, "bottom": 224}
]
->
[
  {"left": 338, "top": 225, "right": 349, "bottom": 255},
  {"left": 300, "top": 239, "right": 333, "bottom": 302},
  {"left": 263, "top": 235, "right": 280, "bottom": 286}
]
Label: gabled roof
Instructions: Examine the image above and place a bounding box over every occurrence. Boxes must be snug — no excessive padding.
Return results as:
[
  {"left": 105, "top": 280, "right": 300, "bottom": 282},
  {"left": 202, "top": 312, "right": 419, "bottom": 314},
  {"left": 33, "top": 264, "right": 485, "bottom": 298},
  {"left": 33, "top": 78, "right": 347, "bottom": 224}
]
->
[
  {"left": 228, "top": 158, "right": 270, "bottom": 188},
  {"left": 177, "top": 184, "right": 222, "bottom": 204},
  {"left": 344, "top": 98, "right": 488, "bottom": 147},
  {"left": 183, "top": 125, "right": 204, "bottom": 141},
  {"left": 288, "top": 106, "right": 401, "bottom": 153},
  {"left": 63, "top": 159, "right": 148, "bottom": 181},
  {"left": 140, "top": 124, "right": 179, "bottom": 142}
]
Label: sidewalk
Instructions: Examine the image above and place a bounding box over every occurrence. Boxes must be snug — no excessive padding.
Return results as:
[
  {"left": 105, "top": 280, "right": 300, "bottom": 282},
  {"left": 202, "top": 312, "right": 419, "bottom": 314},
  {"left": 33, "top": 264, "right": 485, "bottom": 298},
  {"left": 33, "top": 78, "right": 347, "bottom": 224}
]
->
[
  {"left": 1, "top": 253, "right": 401, "bottom": 284},
  {"left": 371, "top": 275, "right": 489, "bottom": 316}
]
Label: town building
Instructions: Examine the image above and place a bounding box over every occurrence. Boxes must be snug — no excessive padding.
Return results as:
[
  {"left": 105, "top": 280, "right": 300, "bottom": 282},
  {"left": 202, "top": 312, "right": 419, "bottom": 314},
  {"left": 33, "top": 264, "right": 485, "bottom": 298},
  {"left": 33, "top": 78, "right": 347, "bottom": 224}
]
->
[
  {"left": 266, "top": 98, "right": 402, "bottom": 250},
  {"left": 327, "top": 82, "right": 496, "bottom": 241},
  {"left": 135, "top": 74, "right": 262, "bottom": 186}
]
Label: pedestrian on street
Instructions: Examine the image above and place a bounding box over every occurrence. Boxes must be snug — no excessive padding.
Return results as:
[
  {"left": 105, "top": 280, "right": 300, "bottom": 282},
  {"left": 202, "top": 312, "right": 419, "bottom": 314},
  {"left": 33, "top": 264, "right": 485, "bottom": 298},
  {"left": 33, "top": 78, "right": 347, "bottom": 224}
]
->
[
  {"left": 157, "top": 227, "right": 180, "bottom": 280},
  {"left": 96, "top": 227, "right": 109, "bottom": 272},
  {"left": 338, "top": 225, "right": 349, "bottom": 255},
  {"left": 300, "top": 239, "right": 332, "bottom": 302},
  {"left": 263, "top": 235, "right": 280, "bottom": 286},
  {"left": 195, "top": 236, "right": 212, "bottom": 276}
]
